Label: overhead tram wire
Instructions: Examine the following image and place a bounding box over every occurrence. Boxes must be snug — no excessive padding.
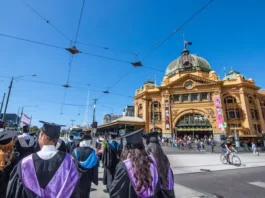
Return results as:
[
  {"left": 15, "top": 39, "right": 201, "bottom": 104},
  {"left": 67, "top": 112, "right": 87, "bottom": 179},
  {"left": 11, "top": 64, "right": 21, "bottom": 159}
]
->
[
  {"left": 76, "top": 41, "right": 139, "bottom": 57},
  {"left": 74, "top": 0, "right": 86, "bottom": 45},
  {"left": 0, "top": 33, "right": 65, "bottom": 50},
  {"left": 141, "top": 0, "right": 216, "bottom": 61},
  {"left": 20, "top": 0, "right": 72, "bottom": 42}
]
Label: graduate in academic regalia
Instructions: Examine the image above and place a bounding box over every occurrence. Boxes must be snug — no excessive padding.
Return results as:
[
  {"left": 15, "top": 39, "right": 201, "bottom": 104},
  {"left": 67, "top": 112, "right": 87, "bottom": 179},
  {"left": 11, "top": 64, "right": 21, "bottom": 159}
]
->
[
  {"left": 102, "top": 132, "right": 121, "bottom": 193},
  {"left": 0, "top": 130, "right": 18, "bottom": 198},
  {"left": 72, "top": 133, "right": 99, "bottom": 198},
  {"left": 146, "top": 134, "right": 175, "bottom": 198},
  {"left": 110, "top": 129, "right": 160, "bottom": 198},
  {"left": 56, "top": 138, "right": 67, "bottom": 152},
  {"left": 142, "top": 132, "right": 160, "bottom": 145},
  {"left": 14, "top": 125, "right": 35, "bottom": 161},
  {"left": 7, "top": 121, "right": 80, "bottom": 198}
]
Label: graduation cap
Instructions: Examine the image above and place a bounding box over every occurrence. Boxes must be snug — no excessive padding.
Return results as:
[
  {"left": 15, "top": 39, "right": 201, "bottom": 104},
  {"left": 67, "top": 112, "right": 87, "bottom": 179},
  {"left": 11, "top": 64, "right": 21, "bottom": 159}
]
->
[
  {"left": 0, "top": 130, "right": 16, "bottom": 145},
  {"left": 142, "top": 132, "right": 159, "bottom": 144},
  {"left": 22, "top": 125, "right": 30, "bottom": 133},
  {"left": 39, "top": 121, "right": 65, "bottom": 139},
  {"left": 121, "top": 128, "right": 144, "bottom": 145},
  {"left": 81, "top": 132, "right": 92, "bottom": 141}
]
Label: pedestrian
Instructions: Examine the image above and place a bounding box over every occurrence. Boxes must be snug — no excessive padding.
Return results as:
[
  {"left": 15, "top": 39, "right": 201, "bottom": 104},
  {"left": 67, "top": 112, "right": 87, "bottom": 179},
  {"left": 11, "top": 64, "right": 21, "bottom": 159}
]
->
[
  {"left": 56, "top": 138, "right": 67, "bottom": 152},
  {"left": 196, "top": 140, "right": 200, "bottom": 152},
  {"left": 102, "top": 132, "right": 121, "bottom": 193},
  {"left": 14, "top": 125, "right": 35, "bottom": 161},
  {"left": 72, "top": 132, "right": 99, "bottom": 198},
  {"left": 146, "top": 133, "right": 175, "bottom": 198},
  {"left": 210, "top": 138, "right": 216, "bottom": 153},
  {"left": 110, "top": 129, "right": 159, "bottom": 197},
  {"left": 252, "top": 141, "right": 259, "bottom": 156},
  {"left": 67, "top": 135, "right": 75, "bottom": 153},
  {"left": 7, "top": 121, "right": 80, "bottom": 197},
  {"left": 0, "top": 129, "right": 18, "bottom": 198},
  {"left": 96, "top": 135, "right": 104, "bottom": 161}
]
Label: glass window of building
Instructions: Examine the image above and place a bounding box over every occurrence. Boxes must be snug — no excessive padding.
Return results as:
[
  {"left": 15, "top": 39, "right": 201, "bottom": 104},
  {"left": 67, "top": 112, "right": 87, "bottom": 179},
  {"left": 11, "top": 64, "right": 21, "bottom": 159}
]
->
[
  {"left": 201, "top": 92, "right": 208, "bottom": 100},
  {"left": 173, "top": 94, "right": 180, "bottom": 102},
  {"left": 228, "top": 110, "right": 235, "bottom": 119},
  {"left": 183, "top": 94, "right": 189, "bottom": 101},
  {"left": 224, "top": 96, "right": 236, "bottom": 104},
  {"left": 191, "top": 93, "right": 198, "bottom": 101}
]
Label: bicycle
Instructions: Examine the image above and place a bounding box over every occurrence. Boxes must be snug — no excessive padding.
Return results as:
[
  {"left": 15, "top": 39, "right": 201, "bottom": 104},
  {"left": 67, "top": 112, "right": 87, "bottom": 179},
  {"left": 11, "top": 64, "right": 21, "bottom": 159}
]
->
[{"left": 220, "top": 151, "right": 241, "bottom": 166}]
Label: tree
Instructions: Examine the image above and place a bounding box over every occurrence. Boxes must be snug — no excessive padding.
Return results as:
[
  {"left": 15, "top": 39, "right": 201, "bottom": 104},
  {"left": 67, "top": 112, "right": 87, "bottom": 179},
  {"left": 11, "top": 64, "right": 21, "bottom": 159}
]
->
[{"left": 30, "top": 126, "right": 41, "bottom": 133}]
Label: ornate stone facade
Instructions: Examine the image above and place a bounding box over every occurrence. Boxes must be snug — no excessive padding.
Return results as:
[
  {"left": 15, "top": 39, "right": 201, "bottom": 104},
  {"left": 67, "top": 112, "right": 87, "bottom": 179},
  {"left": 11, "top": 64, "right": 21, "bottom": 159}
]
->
[{"left": 134, "top": 47, "right": 265, "bottom": 139}]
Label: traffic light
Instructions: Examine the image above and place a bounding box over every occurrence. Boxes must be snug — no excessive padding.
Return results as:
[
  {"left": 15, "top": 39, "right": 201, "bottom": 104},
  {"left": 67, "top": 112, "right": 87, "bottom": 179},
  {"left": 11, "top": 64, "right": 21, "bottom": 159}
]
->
[{"left": 92, "top": 122, "right": 98, "bottom": 128}]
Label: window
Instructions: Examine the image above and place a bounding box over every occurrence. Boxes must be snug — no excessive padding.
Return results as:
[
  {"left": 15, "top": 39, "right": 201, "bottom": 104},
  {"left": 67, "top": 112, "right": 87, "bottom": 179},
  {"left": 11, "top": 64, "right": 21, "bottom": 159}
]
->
[
  {"left": 182, "top": 94, "right": 189, "bottom": 101},
  {"left": 224, "top": 96, "right": 236, "bottom": 104},
  {"left": 201, "top": 92, "right": 207, "bottom": 100},
  {"left": 173, "top": 95, "right": 180, "bottom": 102},
  {"left": 191, "top": 94, "right": 198, "bottom": 101},
  {"left": 251, "top": 109, "right": 258, "bottom": 120},
  {"left": 248, "top": 97, "right": 253, "bottom": 104},
  {"left": 228, "top": 110, "right": 235, "bottom": 119},
  {"left": 153, "top": 112, "right": 162, "bottom": 121},
  {"left": 153, "top": 102, "right": 160, "bottom": 108},
  {"left": 254, "top": 124, "right": 261, "bottom": 133},
  {"left": 235, "top": 109, "right": 240, "bottom": 118}
]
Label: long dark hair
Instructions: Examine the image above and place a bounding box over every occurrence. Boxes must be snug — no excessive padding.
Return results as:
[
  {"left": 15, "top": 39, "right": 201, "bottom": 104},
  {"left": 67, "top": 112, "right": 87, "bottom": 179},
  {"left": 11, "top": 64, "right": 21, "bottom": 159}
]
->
[
  {"left": 121, "top": 143, "right": 153, "bottom": 192},
  {"left": 146, "top": 143, "right": 169, "bottom": 189}
]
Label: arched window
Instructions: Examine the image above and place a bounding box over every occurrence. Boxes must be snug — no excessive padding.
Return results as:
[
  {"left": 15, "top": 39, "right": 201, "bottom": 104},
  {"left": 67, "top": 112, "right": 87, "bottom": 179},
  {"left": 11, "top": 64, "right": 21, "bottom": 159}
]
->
[
  {"left": 248, "top": 97, "right": 259, "bottom": 120},
  {"left": 138, "top": 104, "right": 143, "bottom": 118},
  {"left": 228, "top": 111, "right": 235, "bottom": 119},
  {"left": 224, "top": 96, "right": 236, "bottom": 104}
]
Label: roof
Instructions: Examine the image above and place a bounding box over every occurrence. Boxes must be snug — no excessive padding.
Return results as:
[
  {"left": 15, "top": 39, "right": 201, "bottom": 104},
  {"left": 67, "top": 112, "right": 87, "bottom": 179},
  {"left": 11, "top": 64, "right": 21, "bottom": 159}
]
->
[
  {"left": 97, "top": 116, "right": 145, "bottom": 129},
  {"left": 165, "top": 50, "right": 211, "bottom": 76},
  {"left": 258, "top": 90, "right": 265, "bottom": 95},
  {"left": 223, "top": 69, "right": 245, "bottom": 80}
]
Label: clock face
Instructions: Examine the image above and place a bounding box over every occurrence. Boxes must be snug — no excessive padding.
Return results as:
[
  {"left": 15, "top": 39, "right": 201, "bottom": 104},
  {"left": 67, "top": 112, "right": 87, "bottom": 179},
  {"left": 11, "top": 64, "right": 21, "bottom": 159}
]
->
[{"left": 184, "top": 81, "right": 193, "bottom": 89}]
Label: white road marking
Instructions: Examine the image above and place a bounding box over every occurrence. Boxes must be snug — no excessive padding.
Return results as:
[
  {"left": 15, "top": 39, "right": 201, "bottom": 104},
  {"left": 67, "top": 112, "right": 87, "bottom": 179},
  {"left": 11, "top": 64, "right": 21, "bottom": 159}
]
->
[{"left": 249, "top": 181, "right": 265, "bottom": 188}]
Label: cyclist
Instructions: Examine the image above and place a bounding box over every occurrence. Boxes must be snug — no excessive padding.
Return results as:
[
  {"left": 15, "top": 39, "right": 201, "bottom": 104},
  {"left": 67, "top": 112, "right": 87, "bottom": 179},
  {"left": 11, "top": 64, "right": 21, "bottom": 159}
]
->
[{"left": 222, "top": 139, "right": 237, "bottom": 162}]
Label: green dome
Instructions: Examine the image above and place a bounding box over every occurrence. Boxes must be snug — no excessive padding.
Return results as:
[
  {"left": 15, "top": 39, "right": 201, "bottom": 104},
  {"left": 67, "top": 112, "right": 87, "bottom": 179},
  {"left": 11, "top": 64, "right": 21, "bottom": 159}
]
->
[{"left": 165, "top": 49, "right": 211, "bottom": 76}]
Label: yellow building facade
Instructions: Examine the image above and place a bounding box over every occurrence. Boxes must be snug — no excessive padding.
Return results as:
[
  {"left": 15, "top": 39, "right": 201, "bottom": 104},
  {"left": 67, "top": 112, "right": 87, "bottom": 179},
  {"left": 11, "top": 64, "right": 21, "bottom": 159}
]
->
[{"left": 134, "top": 47, "right": 265, "bottom": 140}]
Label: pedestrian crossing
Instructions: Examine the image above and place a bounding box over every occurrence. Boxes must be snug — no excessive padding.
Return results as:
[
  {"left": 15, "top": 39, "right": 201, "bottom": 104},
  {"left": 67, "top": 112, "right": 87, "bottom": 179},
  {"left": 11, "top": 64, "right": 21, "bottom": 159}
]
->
[{"left": 249, "top": 181, "right": 265, "bottom": 189}]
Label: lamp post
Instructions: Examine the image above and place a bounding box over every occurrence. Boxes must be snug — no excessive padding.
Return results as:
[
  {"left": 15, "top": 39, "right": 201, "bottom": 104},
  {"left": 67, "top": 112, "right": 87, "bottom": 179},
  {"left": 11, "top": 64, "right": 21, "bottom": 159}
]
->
[{"left": 2, "top": 74, "right": 36, "bottom": 122}]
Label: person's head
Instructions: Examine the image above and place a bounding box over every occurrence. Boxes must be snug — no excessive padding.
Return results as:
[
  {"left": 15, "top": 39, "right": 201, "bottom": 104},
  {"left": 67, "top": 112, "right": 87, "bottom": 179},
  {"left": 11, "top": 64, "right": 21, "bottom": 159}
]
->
[
  {"left": 22, "top": 125, "right": 30, "bottom": 133},
  {"left": 121, "top": 129, "right": 153, "bottom": 193},
  {"left": 0, "top": 130, "right": 16, "bottom": 171},
  {"left": 38, "top": 121, "right": 64, "bottom": 149},
  {"left": 109, "top": 132, "right": 117, "bottom": 140},
  {"left": 146, "top": 140, "right": 170, "bottom": 188},
  {"left": 69, "top": 135, "right": 74, "bottom": 140}
]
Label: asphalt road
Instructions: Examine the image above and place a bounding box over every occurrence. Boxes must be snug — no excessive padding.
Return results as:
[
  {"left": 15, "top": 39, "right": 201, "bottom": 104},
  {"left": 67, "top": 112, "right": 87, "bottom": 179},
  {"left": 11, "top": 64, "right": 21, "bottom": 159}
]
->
[{"left": 174, "top": 166, "right": 265, "bottom": 198}]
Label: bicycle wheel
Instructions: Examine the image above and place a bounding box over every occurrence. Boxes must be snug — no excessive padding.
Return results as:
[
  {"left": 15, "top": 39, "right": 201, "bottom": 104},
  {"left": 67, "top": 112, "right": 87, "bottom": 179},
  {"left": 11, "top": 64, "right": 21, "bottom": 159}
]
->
[
  {"left": 232, "top": 156, "right": 241, "bottom": 166},
  {"left": 220, "top": 154, "right": 228, "bottom": 164}
]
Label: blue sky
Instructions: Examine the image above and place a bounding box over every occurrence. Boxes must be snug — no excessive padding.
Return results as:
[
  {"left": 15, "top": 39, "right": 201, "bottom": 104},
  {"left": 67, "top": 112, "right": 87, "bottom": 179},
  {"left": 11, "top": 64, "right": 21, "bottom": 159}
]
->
[{"left": 1, "top": 0, "right": 265, "bottom": 127}]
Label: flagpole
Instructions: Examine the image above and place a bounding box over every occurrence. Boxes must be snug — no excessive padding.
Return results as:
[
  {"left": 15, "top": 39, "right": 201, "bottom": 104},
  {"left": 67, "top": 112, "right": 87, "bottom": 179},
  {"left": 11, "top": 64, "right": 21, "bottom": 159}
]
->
[{"left": 183, "top": 33, "right": 185, "bottom": 49}]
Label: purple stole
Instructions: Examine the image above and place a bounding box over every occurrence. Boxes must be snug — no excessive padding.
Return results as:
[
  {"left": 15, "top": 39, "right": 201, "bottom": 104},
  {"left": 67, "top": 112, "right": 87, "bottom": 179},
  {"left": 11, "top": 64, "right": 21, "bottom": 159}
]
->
[
  {"left": 124, "top": 157, "right": 158, "bottom": 198},
  {"left": 21, "top": 153, "right": 79, "bottom": 198},
  {"left": 149, "top": 155, "right": 174, "bottom": 190}
]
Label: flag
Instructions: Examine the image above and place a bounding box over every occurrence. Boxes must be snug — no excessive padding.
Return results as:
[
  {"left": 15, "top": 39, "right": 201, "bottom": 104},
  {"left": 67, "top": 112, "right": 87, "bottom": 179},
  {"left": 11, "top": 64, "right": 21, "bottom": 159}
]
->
[
  {"left": 21, "top": 114, "right": 31, "bottom": 125},
  {"left": 184, "top": 41, "right": 192, "bottom": 46}
]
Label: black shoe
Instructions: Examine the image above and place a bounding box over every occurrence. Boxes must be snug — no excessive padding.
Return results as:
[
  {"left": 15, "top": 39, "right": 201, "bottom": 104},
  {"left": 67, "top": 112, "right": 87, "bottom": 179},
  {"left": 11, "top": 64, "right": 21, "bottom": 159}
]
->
[{"left": 103, "top": 189, "right": 109, "bottom": 193}]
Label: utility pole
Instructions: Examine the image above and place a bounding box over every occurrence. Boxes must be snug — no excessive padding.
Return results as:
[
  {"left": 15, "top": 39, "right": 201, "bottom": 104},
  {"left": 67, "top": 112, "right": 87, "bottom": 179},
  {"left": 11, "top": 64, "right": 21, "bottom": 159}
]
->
[
  {"left": 92, "top": 99, "right": 98, "bottom": 123},
  {"left": 30, "top": 115, "right": 32, "bottom": 125},
  {"left": 20, "top": 107, "right": 24, "bottom": 128},
  {"left": 83, "top": 85, "right": 90, "bottom": 127},
  {"left": 0, "top": 93, "right": 6, "bottom": 117},
  {"left": 2, "top": 77, "right": 13, "bottom": 122}
]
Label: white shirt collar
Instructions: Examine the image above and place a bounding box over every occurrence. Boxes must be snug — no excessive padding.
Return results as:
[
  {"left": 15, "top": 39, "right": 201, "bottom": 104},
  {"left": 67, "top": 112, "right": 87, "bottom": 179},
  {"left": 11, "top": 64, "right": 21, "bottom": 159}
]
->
[
  {"left": 22, "top": 133, "right": 31, "bottom": 140},
  {"left": 80, "top": 140, "right": 91, "bottom": 147},
  {"left": 37, "top": 145, "right": 58, "bottom": 160}
]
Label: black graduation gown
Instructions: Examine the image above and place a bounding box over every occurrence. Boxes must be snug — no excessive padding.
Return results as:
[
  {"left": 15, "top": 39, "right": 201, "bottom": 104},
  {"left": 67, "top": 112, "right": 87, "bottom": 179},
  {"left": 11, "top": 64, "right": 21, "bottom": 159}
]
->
[
  {"left": 72, "top": 147, "right": 99, "bottom": 198},
  {"left": 102, "top": 141, "right": 120, "bottom": 190},
  {"left": 158, "top": 168, "right": 175, "bottom": 198},
  {"left": 56, "top": 139, "right": 67, "bottom": 152},
  {"left": 14, "top": 137, "right": 35, "bottom": 161},
  {"left": 0, "top": 157, "right": 18, "bottom": 198},
  {"left": 109, "top": 161, "right": 160, "bottom": 198},
  {"left": 6, "top": 151, "right": 80, "bottom": 198}
]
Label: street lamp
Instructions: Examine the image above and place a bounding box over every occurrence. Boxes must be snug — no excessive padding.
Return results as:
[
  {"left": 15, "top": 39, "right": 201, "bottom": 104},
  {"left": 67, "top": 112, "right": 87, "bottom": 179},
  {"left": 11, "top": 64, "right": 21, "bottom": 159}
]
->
[{"left": 2, "top": 74, "right": 37, "bottom": 122}]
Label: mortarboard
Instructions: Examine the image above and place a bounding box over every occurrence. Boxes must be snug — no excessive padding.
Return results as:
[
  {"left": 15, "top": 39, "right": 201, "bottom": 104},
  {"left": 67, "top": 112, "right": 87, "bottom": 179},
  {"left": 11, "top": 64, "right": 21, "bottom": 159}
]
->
[
  {"left": 121, "top": 128, "right": 144, "bottom": 145},
  {"left": 0, "top": 130, "right": 16, "bottom": 145},
  {"left": 81, "top": 132, "right": 92, "bottom": 140},
  {"left": 142, "top": 132, "right": 160, "bottom": 144},
  {"left": 22, "top": 125, "right": 30, "bottom": 133},
  {"left": 39, "top": 121, "right": 65, "bottom": 139}
]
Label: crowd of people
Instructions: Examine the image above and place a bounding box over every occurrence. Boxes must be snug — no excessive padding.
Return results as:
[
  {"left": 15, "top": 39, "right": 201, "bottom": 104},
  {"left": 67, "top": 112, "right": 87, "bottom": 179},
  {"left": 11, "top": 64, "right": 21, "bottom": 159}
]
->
[{"left": 0, "top": 122, "right": 175, "bottom": 198}]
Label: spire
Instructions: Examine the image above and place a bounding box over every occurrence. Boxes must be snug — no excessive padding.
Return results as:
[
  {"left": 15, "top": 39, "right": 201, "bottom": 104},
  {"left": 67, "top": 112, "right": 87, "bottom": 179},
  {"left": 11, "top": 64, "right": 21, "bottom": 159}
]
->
[{"left": 182, "top": 40, "right": 192, "bottom": 55}]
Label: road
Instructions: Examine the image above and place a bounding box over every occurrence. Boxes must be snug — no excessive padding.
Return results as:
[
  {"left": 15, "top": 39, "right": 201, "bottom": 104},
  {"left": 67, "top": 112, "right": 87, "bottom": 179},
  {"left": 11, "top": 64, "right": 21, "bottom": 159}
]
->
[{"left": 174, "top": 166, "right": 265, "bottom": 198}]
